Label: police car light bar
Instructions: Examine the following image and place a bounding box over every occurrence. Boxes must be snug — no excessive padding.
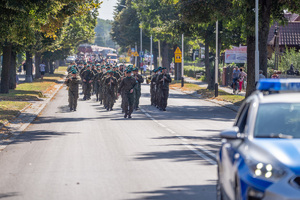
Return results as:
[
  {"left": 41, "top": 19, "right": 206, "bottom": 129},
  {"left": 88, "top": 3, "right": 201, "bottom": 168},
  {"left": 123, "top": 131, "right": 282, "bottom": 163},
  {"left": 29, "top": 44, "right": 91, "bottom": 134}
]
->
[{"left": 257, "top": 79, "right": 300, "bottom": 91}]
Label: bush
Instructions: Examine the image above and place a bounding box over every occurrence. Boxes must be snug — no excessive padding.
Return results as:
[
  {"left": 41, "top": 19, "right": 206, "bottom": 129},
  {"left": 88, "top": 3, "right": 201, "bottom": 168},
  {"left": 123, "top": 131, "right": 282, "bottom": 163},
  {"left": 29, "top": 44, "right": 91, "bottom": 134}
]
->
[{"left": 184, "top": 65, "right": 205, "bottom": 78}]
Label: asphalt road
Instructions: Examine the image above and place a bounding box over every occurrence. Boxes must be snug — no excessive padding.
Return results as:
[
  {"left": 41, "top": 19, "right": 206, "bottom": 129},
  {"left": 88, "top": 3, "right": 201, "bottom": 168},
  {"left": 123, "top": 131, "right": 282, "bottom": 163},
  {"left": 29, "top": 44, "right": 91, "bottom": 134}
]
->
[{"left": 0, "top": 83, "right": 236, "bottom": 200}]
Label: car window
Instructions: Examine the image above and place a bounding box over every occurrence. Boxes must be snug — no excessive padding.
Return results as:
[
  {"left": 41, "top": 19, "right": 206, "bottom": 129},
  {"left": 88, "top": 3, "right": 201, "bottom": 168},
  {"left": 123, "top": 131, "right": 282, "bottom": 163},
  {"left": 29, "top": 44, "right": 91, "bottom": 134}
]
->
[
  {"left": 254, "top": 103, "right": 300, "bottom": 138},
  {"left": 236, "top": 103, "right": 250, "bottom": 133}
]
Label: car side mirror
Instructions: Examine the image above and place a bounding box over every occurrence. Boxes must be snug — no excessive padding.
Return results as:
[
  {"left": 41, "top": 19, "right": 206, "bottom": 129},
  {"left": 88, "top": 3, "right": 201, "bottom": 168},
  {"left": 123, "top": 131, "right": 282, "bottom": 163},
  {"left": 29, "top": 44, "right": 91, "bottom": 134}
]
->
[{"left": 220, "top": 126, "right": 242, "bottom": 139}]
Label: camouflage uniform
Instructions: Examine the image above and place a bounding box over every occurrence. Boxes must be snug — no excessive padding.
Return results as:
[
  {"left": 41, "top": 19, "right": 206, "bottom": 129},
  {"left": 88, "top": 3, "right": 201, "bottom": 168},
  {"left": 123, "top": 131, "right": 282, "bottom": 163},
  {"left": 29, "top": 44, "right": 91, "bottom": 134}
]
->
[
  {"left": 157, "top": 72, "right": 172, "bottom": 110},
  {"left": 150, "top": 73, "right": 158, "bottom": 106},
  {"left": 118, "top": 76, "right": 137, "bottom": 118},
  {"left": 81, "top": 69, "right": 94, "bottom": 100},
  {"left": 133, "top": 73, "right": 144, "bottom": 109},
  {"left": 104, "top": 76, "right": 117, "bottom": 110},
  {"left": 65, "top": 76, "right": 80, "bottom": 111}
]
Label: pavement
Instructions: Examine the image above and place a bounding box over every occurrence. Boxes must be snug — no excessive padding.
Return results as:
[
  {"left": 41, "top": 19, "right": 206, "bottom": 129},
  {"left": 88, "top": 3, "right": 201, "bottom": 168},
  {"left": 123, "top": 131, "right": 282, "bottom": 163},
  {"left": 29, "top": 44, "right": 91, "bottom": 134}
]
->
[
  {"left": 0, "top": 81, "right": 237, "bottom": 200},
  {"left": 184, "top": 77, "right": 246, "bottom": 97}
]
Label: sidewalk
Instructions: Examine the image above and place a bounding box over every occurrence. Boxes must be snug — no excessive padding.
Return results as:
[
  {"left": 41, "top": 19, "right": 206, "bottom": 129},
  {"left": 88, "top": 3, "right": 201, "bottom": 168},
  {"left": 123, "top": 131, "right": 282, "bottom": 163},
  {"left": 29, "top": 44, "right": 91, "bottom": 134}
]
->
[
  {"left": 184, "top": 77, "right": 246, "bottom": 97},
  {"left": 0, "top": 71, "right": 66, "bottom": 150}
]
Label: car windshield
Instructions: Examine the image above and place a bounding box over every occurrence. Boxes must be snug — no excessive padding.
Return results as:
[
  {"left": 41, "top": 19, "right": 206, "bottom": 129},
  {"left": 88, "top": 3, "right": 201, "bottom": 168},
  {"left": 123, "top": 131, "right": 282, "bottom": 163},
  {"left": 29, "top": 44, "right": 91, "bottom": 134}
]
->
[
  {"left": 108, "top": 56, "right": 117, "bottom": 59},
  {"left": 254, "top": 103, "right": 300, "bottom": 138}
]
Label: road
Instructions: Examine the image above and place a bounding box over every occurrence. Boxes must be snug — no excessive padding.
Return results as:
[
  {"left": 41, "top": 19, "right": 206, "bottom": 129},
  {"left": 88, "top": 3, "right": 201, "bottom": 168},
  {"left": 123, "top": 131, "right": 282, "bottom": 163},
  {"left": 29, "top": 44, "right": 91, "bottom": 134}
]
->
[{"left": 0, "top": 83, "right": 236, "bottom": 200}]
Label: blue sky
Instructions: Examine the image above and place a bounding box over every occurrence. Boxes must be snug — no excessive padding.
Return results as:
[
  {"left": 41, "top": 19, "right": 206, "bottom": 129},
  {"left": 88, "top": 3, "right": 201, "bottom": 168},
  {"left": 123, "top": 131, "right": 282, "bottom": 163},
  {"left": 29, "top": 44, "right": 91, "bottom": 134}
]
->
[{"left": 98, "top": 0, "right": 118, "bottom": 20}]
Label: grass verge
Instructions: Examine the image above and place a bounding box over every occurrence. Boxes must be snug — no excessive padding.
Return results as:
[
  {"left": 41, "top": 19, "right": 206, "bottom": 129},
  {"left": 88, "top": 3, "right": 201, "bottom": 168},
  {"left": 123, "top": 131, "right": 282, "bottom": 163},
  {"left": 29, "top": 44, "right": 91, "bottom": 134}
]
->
[
  {"left": 0, "top": 66, "right": 67, "bottom": 126},
  {"left": 170, "top": 82, "right": 245, "bottom": 106}
]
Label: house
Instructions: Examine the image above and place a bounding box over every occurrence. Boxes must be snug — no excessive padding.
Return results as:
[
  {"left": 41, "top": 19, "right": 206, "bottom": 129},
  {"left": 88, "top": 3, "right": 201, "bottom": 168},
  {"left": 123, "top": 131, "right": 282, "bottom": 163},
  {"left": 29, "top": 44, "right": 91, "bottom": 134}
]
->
[{"left": 267, "top": 13, "right": 300, "bottom": 58}]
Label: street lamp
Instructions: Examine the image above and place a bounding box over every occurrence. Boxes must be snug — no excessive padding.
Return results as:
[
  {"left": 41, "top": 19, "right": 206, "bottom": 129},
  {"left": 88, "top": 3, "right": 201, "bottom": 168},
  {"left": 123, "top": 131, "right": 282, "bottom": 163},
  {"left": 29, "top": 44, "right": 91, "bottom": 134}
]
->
[
  {"left": 274, "top": 25, "right": 279, "bottom": 70},
  {"left": 255, "top": 0, "right": 259, "bottom": 82}
]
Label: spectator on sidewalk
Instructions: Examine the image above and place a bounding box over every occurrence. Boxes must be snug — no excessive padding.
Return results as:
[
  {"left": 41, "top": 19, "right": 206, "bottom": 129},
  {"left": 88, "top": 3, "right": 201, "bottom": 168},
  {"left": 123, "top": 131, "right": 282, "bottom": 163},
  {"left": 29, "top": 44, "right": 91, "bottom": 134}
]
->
[
  {"left": 238, "top": 68, "right": 247, "bottom": 92},
  {"left": 259, "top": 70, "right": 265, "bottom": 79},
  {"left": 39, "top": 62, "right": 46, "bottom": 80}
]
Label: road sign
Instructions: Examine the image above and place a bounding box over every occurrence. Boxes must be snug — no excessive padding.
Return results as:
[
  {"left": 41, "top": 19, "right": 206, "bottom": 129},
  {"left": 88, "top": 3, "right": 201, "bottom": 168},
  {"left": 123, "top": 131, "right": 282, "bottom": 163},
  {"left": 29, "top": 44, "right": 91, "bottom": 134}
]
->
[
  {"left": 175, "top": 54, "right": 182, "bottom": 63},
  {"left": 134, "top": 51, "right": 139, "bottom": 57},
  {"left": 175, "top": 47, "right": 182, "bottom": 54},
  {"left": 127, "top": 49, "right": 132, "bottom": 56}
]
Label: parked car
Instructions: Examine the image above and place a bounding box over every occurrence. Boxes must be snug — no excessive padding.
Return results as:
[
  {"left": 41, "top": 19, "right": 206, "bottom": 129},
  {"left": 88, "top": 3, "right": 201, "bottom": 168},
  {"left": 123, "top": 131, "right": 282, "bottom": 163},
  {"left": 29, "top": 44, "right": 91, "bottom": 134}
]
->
[{"left": 66, "top": 56, "right": 76, "bottom": 63}]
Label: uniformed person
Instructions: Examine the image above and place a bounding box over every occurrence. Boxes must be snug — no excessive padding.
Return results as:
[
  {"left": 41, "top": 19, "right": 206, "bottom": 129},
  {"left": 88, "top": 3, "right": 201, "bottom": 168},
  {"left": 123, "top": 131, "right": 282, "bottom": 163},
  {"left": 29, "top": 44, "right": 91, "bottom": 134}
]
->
[
  {"left": 150, "top": 69, "right": 158, "bottom": 106},
  {"left": 132, "top": 68, "right": 144, "bottom": 110},
  {"left": 104, "top": 70, "right": 117, "bottom": 111},
  {"left": 65, "top": 70, "right": 80, "bottom": 111},
  {"left": 81, "top": 65, "right": 94, "bottom": 100},
  {"left": 157, "top": 67, "right": 172, "bottom": 111},
  {"left": 118, "top": 70, "right": 137, "bottom": 119}
]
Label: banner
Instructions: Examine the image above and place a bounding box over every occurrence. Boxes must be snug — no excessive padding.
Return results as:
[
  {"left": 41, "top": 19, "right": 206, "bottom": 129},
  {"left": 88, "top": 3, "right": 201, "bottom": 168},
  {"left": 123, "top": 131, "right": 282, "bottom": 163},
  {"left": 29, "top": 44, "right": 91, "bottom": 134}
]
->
[{"left": 225, "top": 46, "right": 247, "bottom": 64}]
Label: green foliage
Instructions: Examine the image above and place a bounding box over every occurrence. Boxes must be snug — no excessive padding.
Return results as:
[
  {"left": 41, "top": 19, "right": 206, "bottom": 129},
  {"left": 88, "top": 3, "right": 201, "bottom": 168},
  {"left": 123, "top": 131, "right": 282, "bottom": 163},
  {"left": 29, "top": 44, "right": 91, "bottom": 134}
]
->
[
  {"left": 279, "top": 48, "right": 300, "bottom": 72},
  {"left": 94, "top": 18, "right": 115, "bottom": 48},
  {"left": 184, "top": 66, "right": 205, "bottom": 78}
]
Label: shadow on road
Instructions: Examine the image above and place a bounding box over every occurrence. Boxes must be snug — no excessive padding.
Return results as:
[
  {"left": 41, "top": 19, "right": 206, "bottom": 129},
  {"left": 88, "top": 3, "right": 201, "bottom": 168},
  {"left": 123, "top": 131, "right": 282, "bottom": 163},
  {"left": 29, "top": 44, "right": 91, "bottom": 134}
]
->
[
  {"left": 143, "top": 105, "right": 235, "bottom": 122},
  {"left": 133, "top": 149, "right": 214, "bottom": 166},
  {"left": 8, "top": 130, "right": 79, "bottom": 145},
  {"left": 0, "top": 192, "right": 19, "bottom": 199},
  {"left": 128, "top": 184, "right": 216, "bottom": 200}
]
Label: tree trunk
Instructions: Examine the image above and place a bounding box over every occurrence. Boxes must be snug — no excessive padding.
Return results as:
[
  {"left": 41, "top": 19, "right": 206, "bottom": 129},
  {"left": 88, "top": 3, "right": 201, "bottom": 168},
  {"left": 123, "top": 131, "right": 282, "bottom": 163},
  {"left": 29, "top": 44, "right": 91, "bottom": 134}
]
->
[
  {"left": 35, "top": 52, "right": 42, "bottom": 79},
  {"left": 25, "top": 51, "right": 33, "bottom": 82},
  {"left": 205, "top": 35, "right": 213, "bottom": 90},
  {"left": 153, "top": 47, "right": 158, "bottom": 69},
  {"left": 246, "top": 35, "right": 256, "bottom": 97},
  {"left": 9, "top": 50, "right": 17, "bottom": 89},
  {"left": 161, "top": 41, "right": 170, "bottom": 70},
  {"left": 0, "top": 44, "right": 12, "bottom": 93},
  {"left": 49, "top": 61, "right": 54, "bottom": 74},
  {"left": 259, "top": 0, "right": 271, "bottom": 77}
]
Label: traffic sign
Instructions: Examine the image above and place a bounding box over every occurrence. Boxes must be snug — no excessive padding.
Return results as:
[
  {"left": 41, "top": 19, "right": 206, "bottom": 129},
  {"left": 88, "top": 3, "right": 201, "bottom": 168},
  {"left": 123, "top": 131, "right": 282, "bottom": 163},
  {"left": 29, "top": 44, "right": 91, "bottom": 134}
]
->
[
  {"left": 127, "top": 49, "right": 132, "bottom": 56},
  {"left": 134, "top": 51, "right": 139, "bottom": 57},
  {"left": 175, "top": 54, "right": 182, "bottom": 63},
  {"left": 175, "top": 47, "right": 182, "bottom": 54}
]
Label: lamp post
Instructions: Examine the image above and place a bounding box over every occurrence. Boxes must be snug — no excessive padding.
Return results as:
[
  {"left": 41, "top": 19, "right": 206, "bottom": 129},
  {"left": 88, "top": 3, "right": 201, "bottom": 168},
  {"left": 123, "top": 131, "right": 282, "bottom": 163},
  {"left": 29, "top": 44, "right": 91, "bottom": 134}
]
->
[
  {"left": 215, "top": 20, "right": 219, "bottom": 97},
  {"left": 274, "top": 25, "right": 279, "bottom": 70},
  {"left": 150, "top": 35, "right": 153, "bottom": 70},
  {"left": 140, "top": 23, "right": 142, "bottom": 71},
  {"left": 255, "top": 0, "right": 259, "bottom": 82}
]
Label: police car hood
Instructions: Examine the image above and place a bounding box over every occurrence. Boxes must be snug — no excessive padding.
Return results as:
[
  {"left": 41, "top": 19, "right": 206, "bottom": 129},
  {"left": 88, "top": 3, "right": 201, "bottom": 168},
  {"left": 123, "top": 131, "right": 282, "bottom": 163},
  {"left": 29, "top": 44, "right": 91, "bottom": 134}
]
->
[{"left": 249, "top": 139, "right": 300, "bottom": 173}]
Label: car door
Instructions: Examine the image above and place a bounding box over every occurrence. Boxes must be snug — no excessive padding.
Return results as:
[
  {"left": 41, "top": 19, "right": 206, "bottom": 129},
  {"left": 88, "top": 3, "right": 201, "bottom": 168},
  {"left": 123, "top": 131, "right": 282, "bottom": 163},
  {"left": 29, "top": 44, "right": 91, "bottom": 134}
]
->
[{"left": 221, "top": 102, "right": 250, "bottom": 199}]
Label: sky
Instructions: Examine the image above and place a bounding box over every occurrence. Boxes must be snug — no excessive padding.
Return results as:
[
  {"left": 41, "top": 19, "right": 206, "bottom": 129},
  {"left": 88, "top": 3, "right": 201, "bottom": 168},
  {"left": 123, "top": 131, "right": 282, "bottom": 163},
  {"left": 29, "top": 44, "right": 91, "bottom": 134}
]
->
[{"left": 98, "top": 0, "right": 118, "bottom": 20}]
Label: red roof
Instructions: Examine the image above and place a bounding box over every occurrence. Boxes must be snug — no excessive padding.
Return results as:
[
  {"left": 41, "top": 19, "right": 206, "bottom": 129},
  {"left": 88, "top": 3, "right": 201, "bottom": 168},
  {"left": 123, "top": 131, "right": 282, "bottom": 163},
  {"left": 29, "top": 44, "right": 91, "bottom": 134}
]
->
[{"left": 268, "top": 22, "right": 300, "bottom": 47}]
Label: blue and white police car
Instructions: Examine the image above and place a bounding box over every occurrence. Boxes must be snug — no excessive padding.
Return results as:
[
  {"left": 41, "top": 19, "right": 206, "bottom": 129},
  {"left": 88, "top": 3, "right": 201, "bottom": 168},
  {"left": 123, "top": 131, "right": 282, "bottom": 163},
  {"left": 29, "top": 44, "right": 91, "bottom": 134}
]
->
[{"left": 217, "top": 79, "right": 300, "bottom": 200}]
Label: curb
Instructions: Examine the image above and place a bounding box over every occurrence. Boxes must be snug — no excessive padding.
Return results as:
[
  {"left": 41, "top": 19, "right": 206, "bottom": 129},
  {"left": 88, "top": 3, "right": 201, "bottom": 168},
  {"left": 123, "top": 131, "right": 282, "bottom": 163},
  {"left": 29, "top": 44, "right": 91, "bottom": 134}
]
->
[
  {"left": 171, "top": 88, "right": 239, "bottom": 113},
  {"left": 0, "top": 83, "right": 64, "bottom": 151}
]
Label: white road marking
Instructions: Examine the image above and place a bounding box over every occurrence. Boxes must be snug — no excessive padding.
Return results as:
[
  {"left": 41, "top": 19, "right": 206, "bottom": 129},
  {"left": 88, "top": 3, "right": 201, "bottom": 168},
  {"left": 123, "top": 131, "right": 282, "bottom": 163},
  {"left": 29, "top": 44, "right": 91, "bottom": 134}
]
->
[{"left": 141, "top": 109, "right": 217, "bottom": 165}]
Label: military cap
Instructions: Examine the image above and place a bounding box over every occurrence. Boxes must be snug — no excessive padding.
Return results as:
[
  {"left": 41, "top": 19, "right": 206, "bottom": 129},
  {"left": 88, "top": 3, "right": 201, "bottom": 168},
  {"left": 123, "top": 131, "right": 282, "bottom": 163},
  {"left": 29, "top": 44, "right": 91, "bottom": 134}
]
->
[
  {"left": 84, "top": 62, "right": 87, "bottom": 65},
  {"left": 127, "top": 69, "right": 132, "bottom": 73},
  {"left": 162, "top": 67, "right": 167, "bottom": 69}
]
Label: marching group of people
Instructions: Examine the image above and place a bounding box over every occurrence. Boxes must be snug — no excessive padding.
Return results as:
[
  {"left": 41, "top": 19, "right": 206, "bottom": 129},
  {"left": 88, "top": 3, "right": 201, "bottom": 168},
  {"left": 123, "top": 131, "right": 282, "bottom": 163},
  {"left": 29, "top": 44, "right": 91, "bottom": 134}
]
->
[{"left": 65, "top": 61, "right": 171, "bottom": 119}]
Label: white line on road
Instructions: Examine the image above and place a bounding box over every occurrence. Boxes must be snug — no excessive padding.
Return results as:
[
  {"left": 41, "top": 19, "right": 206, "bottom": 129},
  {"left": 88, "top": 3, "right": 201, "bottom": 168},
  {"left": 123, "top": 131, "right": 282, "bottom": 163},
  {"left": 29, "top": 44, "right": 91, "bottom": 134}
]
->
[{"left": 140, "top": 108, "right": 217, "bottom": 165}]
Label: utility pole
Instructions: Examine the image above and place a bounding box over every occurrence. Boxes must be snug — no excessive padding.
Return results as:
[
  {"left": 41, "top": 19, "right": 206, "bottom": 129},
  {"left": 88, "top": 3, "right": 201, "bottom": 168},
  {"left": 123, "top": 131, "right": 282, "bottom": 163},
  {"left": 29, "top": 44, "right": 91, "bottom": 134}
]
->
[
  {"left": 255, "top": 0, "right": 259, "bottom": 82},
  {"left": 215, "top": 21, "right": 219, "bottom": 97},
  {"left": 158, "top": 40, "right": 162, "bottom": 67},
  {"left": 135, "top": 42, "right": 137, "bottom": 67},
  {"left": 140, "top": 24, "right": 142, "bottom": 70},
  {"left": 182, "top": 34, "right": 184, "bottom": 86},
  {"left": 150, "top": 35, "right": 153, "bottom": 71}
]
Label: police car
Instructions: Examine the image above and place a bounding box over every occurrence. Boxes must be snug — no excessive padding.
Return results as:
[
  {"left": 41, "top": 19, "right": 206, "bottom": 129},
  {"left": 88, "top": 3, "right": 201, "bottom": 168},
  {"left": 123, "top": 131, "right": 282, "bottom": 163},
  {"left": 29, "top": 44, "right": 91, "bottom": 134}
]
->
[{"left": 217, "top": 79, "right": 300, "bottom": 200}]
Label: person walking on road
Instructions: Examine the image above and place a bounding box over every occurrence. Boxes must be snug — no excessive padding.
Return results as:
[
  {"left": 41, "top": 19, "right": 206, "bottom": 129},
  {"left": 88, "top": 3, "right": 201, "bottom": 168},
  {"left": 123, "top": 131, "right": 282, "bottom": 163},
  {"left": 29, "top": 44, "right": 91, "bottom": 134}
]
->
[
  {"left": 104, "top": 70, "right": 117, "bottom": 111},
  {"left": 65, "top": 70, "right": 80, "bottom": 111},
  {"left": 82, "top": 65, "right": 94, "bottom": 100},
  {"left": 118, "top": 70, "right": 137, "bottom": 119},
  {"left": 157, "top": 67, "right": 172, "bottom": 111},
  {"left": 133, "top": 68, "right": 144, "bottom": 110},
  {"left": 150, "top": 69, "right": 158, "bottom": 106}
]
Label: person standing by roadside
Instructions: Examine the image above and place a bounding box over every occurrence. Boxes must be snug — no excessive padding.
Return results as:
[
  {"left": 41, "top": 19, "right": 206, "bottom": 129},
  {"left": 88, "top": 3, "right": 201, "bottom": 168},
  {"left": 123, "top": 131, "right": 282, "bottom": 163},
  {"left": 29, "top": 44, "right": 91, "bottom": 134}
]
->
[
  {"left": 39, "top": 62, "right": 46, "bottom": 80},
  {"left": 238, "top": 68, "right": 247, "bottom": 93},
  {"left": 133, "top": 68, "right": 144, "bottom": 110},
  {"left": 259, "top": 70, "right": 265, "bottom": 79},
  {"left": 232, "top": 66, "right": 240, "bottom": 94}
]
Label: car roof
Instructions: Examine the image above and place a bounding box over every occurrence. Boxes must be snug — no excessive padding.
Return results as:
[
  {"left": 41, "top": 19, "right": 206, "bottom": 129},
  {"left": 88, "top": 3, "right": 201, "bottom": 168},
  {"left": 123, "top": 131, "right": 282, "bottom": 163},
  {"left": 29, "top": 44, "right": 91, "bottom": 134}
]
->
[{"left": 257, "top": 92, "right": 300, "bottom": 104}]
